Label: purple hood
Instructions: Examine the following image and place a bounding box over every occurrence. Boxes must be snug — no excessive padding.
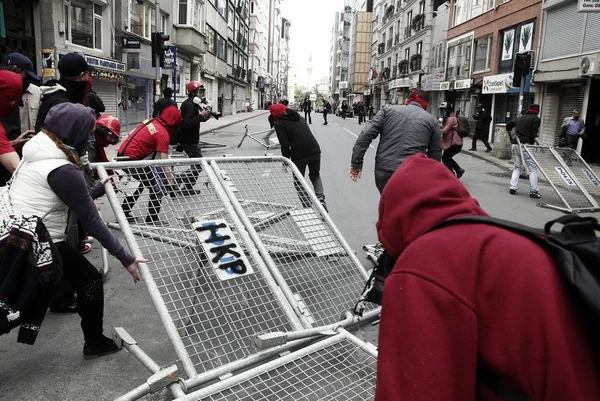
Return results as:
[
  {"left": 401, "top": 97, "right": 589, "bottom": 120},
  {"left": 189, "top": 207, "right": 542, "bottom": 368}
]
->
[{"left": 43, "top": 102, "right": 97, "bottom": 156}]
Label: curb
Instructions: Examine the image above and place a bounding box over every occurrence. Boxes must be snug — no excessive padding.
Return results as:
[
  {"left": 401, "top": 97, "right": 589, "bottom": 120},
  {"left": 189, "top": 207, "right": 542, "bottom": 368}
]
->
[
  {"left": 460, "top": 149, "right": 512, "bottom": 172},
  {"left": 201, "top": 111, "right": 269, "bottom": 135}
]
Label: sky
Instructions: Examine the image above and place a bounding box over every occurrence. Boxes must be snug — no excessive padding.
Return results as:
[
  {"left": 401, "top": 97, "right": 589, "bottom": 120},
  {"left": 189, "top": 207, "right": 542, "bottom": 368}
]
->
[{"left": 280, "top": 0, "right": 345, "bottom": 89}]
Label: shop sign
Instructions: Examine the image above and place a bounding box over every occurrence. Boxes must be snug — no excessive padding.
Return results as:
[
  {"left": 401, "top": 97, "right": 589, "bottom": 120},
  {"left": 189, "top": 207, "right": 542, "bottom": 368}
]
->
[
  {"left": 339, "top": 81, "right": 348, "bottom": 90},
  {"left": 85, "top": 55, "right": 126, "bottom": 72},
  {"left": 579, "top": 0, "right": 600, "bottom": 12},
  {"left": 431, "top": 72, "right": 445, "bottom": 91},
  {"left": 163, "top": 46, "right": 177, "bottom": 68},
  {"left": 439, "top": 81, "right": 451, "bottom": 91},
  {"left": 482, "top": 73, "right": 514, "bottom": 94},
  {"left": 421, "top": 74, "right": 433, "bottom": 91},
  {"left": 122, "top": 37, "right": 141, "bottom": 49},
  {"left": 454, "top": 79, "right": 472, "bottom": 90}
]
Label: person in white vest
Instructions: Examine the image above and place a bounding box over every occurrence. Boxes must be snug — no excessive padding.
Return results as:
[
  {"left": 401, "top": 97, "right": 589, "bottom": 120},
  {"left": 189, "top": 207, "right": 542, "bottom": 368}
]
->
[{"left": 9, "top": 102, "right": 146, "bottom": 359}]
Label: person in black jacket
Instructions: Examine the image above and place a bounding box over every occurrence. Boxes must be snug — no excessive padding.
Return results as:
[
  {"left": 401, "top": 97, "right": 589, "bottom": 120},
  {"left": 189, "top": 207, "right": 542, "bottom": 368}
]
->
[
  {"left": 341, "top": 101, "right": 348, "bottom": 119},
  {"left": 85, "top": 76, "right": 105, "bottom": 118},
  {"left": 153, "top": 87, "right": 177, "bottom": 118},
  {"left": 470, "top": 103, "right": 493, "bottom": 152},
  {"left": 270, "top": 103, "right": 327, "bottom": 211},
  {"left": 176, "top": 81, "right": 212, "bottom": 195},
  {"left": 35, "top": 53, "right": 94, "bottom": 132},
  {"left": 357, "top": 101, "right": 366, "bottom": 125},
  {"left": 508, "top": 104, "right": 541, "bottom": 198},
  {"left": 302, "top": 97, "right": 312, "bottom": 124}
]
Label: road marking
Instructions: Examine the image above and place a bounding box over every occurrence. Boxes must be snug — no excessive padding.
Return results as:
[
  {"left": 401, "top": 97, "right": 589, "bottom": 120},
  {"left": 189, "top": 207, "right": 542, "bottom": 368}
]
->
[
  {"left": 344, "top": 128, "right": 375, "bottom": 149},
  {"left": 335, "top": 122, "right": 339, "bottom": 126}
]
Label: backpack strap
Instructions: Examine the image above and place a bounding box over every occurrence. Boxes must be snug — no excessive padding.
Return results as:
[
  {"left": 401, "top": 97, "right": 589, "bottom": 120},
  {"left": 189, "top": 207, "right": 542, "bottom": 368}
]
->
[{"left": 118, "top": 118, "right": 156, "bottom": 157}]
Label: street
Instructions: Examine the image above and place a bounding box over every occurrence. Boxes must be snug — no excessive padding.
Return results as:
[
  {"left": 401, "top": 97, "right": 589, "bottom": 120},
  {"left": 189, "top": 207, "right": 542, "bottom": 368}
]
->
[{"left": 0, "top": 111, "right": 569, "bottom": 400}]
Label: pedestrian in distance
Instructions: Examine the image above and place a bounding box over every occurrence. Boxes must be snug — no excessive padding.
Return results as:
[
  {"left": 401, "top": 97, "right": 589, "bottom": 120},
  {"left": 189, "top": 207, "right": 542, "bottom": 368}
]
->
[
  {"left": 470, "top": 103, "right": 493, "bottom": 152},
  {"left": 117, "top": 105, "right": 183, "bottom": 225},
  {"left": 508, "top": 103, "right": 542, "bottom": 198},
  {"left": 357, "top": 101, "right": 366, "bottom": 125},
  {"left": 368, "top": 103, "right": 374, "bottom": 120},
  {"left": 341, "top": 101, "right": 348, "bottom": 119},
  {"left": 560, "top": 109, "right": 585, "bottom": 150},
  {"left": 302, "top": 97, "right": 312, "bottom": 124},
  {"left": 440, "top": 102, "right": 465, "bottom": 179},
  {"left": 9, "top": 102, "right": 146, "bottom": 359},
  {"left": 322, "top": 100, "right": 330, "bottom": 125},
  {"left": 152, "top": 87, "right": 177, "bottom": 118},
  {"left": 374, "top": 153, "right": 600, "bottom": 401},
  {"left": 270, "top": 103, "right": 327, "bottom": 212},
  {"left": 350, "top": 89, "right": 442, "bottom": 193}
]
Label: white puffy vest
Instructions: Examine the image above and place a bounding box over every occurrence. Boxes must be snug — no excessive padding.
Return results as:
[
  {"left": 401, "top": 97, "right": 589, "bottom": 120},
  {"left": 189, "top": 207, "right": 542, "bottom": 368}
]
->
[{"left": 9, "top": 133, "right": 73, "bottom": 242}]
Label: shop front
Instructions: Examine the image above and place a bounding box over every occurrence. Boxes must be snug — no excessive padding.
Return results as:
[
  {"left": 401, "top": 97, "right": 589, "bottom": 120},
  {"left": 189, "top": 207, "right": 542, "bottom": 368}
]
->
[
  {"left": 422, "top": 71, "right": 446, "bottom": 119},
  {"left": 123, "top": 53, "right": 157, "bottom": 133},
  {"left": 84, "top": 55, "right": 126, "bottom": 118}
]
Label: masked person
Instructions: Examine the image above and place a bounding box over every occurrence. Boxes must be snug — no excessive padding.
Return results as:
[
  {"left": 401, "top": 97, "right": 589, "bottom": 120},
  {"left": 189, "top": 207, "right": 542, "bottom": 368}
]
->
[
  {"left": 9, "top": 102, "right": 146, "bottom": 358},
  {"left": 470, "top": 103, "right": 493, "bottom": 152},
  {"left": 0, "top": 70, "right": 24, "bottom": 186},
  {"left": 35, "top": 53, "right": 94, "bottom": 132},
  {"left": 439, "top": 102, "right": 465, "bottom": 179}
]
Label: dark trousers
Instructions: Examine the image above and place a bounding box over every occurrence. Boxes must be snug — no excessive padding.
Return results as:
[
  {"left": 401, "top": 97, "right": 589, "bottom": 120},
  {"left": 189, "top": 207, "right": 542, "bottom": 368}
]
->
[
  {"left": 323, "top": 110, "right": 328, "bottom": 124},
  {"left": 375, "top": 169, "right": 394, "bottom": 194},
  {"left": 341, "top": 110, "right": 346, "bottom": 119},
  {"left": 304, "top": 111, "right": 312, "bottom": 124},
  {"left": 121, "top": 166, "right": 162, "bottom": 220},
  {"left": 57, "top": 242, "right": 105, "bottom": 342},
  {"left": 358, "top": 113, "right": 365, "bottom": 124},
  {"left": 442, "top": 145, "right": 463, "bottom": 174},
  {"left": 177, "top": 143, "right": 203, "bottom": 188},
  {"left": 471, "top": 130, "right": 492, "bottom": 150},
  {"left": 292, "top": 155, "right": 325, "bottom": 208},
  {"left": 565, "top": 134, "right": 580, "bottom": 150}
]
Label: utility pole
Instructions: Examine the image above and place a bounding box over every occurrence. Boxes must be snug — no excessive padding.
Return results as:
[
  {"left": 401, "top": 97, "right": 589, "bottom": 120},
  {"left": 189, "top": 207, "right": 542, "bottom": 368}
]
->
[{"left": 154, "top": 0, "right": 161, "bottom": 103}]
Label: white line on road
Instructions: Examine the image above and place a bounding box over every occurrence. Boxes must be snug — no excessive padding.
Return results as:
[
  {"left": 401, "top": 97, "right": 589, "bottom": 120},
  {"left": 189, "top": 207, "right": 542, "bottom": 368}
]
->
[
  {"left": 335, "top": 122, "right": 339, "bottom": 126},
  {"left": 344, "top": 128, "right": 375, "bottom": 149}
]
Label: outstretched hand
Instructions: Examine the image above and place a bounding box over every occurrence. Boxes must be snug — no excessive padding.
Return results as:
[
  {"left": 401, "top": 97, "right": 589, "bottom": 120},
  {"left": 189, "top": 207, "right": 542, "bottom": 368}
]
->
[{"left": 126, "top": 257, "right": 148, "bottom": 284}]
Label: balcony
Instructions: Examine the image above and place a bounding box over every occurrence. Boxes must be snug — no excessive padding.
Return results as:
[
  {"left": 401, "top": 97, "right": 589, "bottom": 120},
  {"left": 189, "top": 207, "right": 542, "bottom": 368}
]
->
[
  {"left": 394, "top": 33, "right": 400, "bottom": 45},
  {"left": 378, "top": 42, "right": 385, "bottom": 54},
  {"left": 398, "top": 60, "right": 409, "bottom": 75},
  {"left": 173, "top": 26, "right": 206, "bottom": 54},
  {"left": 410, "top": 54, "right": 422, "bottom": 72},
  {"left": 411, "top": 13, "right": 425, "bottom": 33},
  {"left": 387, "top": 38, "right": 393, "bottom": 49},
  {"left": 404, "top": 25, "right": 412, "bottom": 40}
]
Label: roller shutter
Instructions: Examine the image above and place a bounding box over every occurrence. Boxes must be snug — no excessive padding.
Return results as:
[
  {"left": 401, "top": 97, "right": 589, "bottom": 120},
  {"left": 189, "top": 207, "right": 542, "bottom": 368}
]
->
[{"left": 93, "top": 81, "right": 118, "bottom": 117}]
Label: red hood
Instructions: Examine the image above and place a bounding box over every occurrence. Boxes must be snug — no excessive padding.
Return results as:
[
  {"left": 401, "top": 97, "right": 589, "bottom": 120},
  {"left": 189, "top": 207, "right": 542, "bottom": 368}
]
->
[
  {"left": 377, "top": 154, "right": 487, "bottom": 259},
  {"left": 157, "top": 105, "right": 182, "bottom": 131}
]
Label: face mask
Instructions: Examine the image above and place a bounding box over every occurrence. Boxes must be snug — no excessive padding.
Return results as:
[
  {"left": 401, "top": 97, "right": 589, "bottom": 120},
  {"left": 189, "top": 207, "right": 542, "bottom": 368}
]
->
[
  {"left": 62, "top": 79, "right": 89, "bottom": 103},
  {"left": 440, "top": 109, "right": 447, "bottom": 118},
  {"left": 0, "top": 71, "right": 23, "bottom": 117},
  {"left": 22, "top": 76, "right": 33, "bottom": 95}
]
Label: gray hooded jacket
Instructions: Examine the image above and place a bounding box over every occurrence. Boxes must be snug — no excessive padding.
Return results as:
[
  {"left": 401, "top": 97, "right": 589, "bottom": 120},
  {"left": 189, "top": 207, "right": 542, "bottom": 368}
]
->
[{"left": 350, "top": 102, "right": 442, "bottom": 173}]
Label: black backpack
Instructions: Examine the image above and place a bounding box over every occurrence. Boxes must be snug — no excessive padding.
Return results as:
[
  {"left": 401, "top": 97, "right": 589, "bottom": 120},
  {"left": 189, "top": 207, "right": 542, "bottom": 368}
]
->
[
  {"left": 431, "top": 214, "right": 600, "bottom": 400},
  {"left": 456, "top": 115, "right": 471, "bottom": 137}
]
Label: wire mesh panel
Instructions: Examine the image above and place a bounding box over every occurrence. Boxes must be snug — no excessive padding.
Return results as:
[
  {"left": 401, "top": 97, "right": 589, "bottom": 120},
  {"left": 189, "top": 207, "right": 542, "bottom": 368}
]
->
[
  {"left": 551, "top": 147, "right": 600, "bottom": 200},
  {"left": 524, "top": 146, "right": 599, "bottom": 212},
  {"left": 98, "top": 160, "right": 298, "bottom": 375},
  {"left": 210, "top": 158, "right": 370, "bottom": 326},
  {"left": 200, "top": 338, "right": 377, "bottom": 401}
]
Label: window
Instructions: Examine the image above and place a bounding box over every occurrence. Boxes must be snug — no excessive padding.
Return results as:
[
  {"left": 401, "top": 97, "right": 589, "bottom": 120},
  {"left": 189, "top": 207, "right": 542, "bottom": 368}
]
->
[
  {"left": 127, "top": 1, "right": 160, "bottom": 39},
  {"left": 207, "top": 26, "right": 215, "bottom": 54},
  {"left": 416, "top": 41, "right": 422, "bottom": 55},
  {"left": 217, "top": 0, "right": 227, "bottom": 19},
  {"left": 387, "top": 57, "right": 391, "bottom": 69},
  {"left": 389, "top": 27, "right": 393, "bottom": 38},
  {"left": 419, "top": 1, "right": 425, "bottom": 15},
  {"left": 473, "top": 36, "right": 491, "bottom": 72},
  {"left": 178, "top": 0, "right": 187, "bottom": 24},
  {"left": 228, "top": 6, "right": 234, "bottom": 30},
  {"left": 454, "top": 0, "right": 495, "bottom": 27},
  {"left": 405, "top": 47, "right": 410, "bottom": 60},
  {"left": 178, "top": 0, "right": 203, "bottom": 31},
  {"left": 65, "top": 0, "right": 103, "bottom": 50},
  {"left": 227, "top": 43, "right": 233, "bottom": 64},
  {"left": 216, "top": 34, "right": 227, "bottom": 60}
]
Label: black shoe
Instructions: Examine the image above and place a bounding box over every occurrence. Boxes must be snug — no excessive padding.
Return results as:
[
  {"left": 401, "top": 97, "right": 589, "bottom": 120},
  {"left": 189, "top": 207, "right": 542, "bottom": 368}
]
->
[
  {"left": 145, "top": 217, "right": 169, "bottom": 226},
  {"left": 83, "top": 335, "right": 120, "bottom": 360},
  {"left": 124, "top": 212, "right": 136, "bottom": 223},
  {"left": 529, "top": 191, "right": 541, "bottom": 199},
  {"left": 456, "top": 168, "right": 465, "bottom": 179},
  {"left": 509, "top": 188, "right": 517, "bottom": 195},
  {"left": 469, "top": 148, "right": 477, "bottom": 151},
  {"left": 50, "top": 301, "right": 79, "bottom": 314},
  {"left": 180, "top": 188, "right": 201, "bottom": 196},
  {"left": 485, "top": 148, "right": 493, "bottom": 153}
]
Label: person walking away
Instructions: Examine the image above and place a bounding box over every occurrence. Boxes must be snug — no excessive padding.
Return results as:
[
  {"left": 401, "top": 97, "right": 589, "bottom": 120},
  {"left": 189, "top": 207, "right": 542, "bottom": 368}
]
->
[
  {"left": 357, "top": 101, "right": 366, "bottom": 125},
  {"left": 561, "top": 109, "right": 585, "bottom": 150},
  {"left": 0, "top": 70, "right": 24, "bottom": 186},
  {"left": 9, "top": 102, "right": 146, "bottom": 358},
  {"left": 440, "top": 102, "right": 465, "bottom": 178},
  {"left": 175, "top": 81, "right": 212, "bottom": 195},
  {"left": 350, "top": 89, "right": 442, "bottom": 194},
  {"left": 322, "top": 100, "right": 330, "bottom": 125},
  {"left": 368, "top": 104, "right": 374, "bottom": 120},
  {"left": 303, "top": 97, "right": 312, "bottom": 124},
  {"left": 508, "top": 103, "right": 541, "bottom": 198},
  {"left": 374, "top": 153, "right": 600, "bottom": 401},
  {"left": 470, "top": 103, "right": 493, "bottom": 152},
  {"left": 117, "top": 105, "right": 182, "bottom": 225},
  {"left": 270, "top": 103, "right": 327, "bottom": 211},
  {"left": 0, "top": 53, "right": 41, "bottom": 154},
  {"left": 153, "top": 87, "right": 177, "bottom": 118},
  {"left": 341, "top": 101, "right": 348, "bottom": 119}
]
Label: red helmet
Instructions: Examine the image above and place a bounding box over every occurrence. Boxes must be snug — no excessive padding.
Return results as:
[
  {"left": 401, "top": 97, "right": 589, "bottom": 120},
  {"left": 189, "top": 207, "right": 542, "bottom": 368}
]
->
[
  {"left": 96, "top": 114, "right": 121, "bottom": 137},
  {"left": 186, "top": 81, "right": 204, "bottom": 95}
]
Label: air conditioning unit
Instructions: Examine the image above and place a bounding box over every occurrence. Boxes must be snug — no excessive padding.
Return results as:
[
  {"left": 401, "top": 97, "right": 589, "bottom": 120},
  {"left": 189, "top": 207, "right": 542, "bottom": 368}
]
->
[{"left": 579, "top": 54, "right": 600, "bottom": 77}]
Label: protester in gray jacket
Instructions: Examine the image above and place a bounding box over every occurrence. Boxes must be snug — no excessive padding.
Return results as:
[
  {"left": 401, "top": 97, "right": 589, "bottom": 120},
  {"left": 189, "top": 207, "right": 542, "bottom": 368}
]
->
[{"left": 349, "top": 90, "right": 442, "bottom": 193}]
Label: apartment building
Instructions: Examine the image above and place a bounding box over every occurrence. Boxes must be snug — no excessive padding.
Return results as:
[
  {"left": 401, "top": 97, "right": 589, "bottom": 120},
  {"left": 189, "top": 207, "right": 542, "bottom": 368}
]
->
[
  {"left": 249, "top": 0, "right": 269, "bottom": 110},
  {"left": 349, "top": 11, "right": 373, "bottom": 102}
]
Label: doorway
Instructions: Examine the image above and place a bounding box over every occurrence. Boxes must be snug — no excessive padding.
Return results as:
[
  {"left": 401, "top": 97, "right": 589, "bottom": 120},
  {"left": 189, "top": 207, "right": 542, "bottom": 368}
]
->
[{"left": 582, "top": 79, "right": 600, "bottom": 164}]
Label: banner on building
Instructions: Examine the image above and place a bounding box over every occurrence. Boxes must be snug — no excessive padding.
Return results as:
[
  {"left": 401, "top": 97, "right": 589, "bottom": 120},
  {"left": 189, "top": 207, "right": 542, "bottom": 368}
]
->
[
  {"left": 482, "top": 73, "right": 514, "bottom": 94},
  {"left": 339, "top": 81, "right": 348, "bottom": 90},
  {"left": 502, "top": 28, "right": 515, "bottom": 61},
  {"left": 579, "top": 0, "right": 600, "bottom": 12},
  {"left": 41, "top": 49, "right": 55, "bottom": 78}
]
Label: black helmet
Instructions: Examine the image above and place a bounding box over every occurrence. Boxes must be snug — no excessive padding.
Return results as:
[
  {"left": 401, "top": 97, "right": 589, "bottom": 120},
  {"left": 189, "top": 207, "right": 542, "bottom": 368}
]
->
[{"left": 439, "top": 101, "right": 454, "bottom": 112}]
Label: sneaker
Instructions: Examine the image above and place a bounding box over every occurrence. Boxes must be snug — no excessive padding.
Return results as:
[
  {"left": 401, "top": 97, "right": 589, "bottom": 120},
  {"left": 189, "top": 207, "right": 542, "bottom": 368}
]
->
[
  {"left": 83, "top": 335, "right": 120, "bottom": 360},
  {"left": 485, "top": 148, "right": 493, "bottom": 153},
  {"left": 456, "top": 168, "right": 465, "bottom": 179},
  {"left": 529, "top": 191, "right": 541, "bottom": 199},
  {"left": 80, "top": 243, "right": 92, "bottom": 254},
  {"left": 509, "top": 188, "right": 517, "bottom": 195}
]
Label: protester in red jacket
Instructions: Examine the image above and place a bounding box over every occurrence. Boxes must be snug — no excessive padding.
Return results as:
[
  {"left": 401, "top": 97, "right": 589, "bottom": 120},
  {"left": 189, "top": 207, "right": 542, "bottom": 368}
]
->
[{"left": 375, "top": 153, "right": 600, "bottom": 401}]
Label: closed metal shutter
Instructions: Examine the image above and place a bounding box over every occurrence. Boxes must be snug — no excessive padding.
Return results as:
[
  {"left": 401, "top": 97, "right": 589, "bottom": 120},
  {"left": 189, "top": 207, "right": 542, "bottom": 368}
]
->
[
  {"left": 553, "top": 82, "right": 586, "bottom": 145},
  {"left": 93, "top": 81, "right": 118, "bottom": 117},
  {"left": 583, "top": 13, "right": 600, "bottom": 53},
  {"left": 542, "top": 2, "right": 585, "bottom": 60},
  {"left": 540, "top": 83, "right": 560, "bottom": 146}
]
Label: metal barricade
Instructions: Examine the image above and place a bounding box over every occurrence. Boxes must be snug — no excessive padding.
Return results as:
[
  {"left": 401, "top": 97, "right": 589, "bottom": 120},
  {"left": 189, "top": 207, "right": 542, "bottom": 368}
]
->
[
  {"left": 237, "top": 125, "right": 280, "bottom": 149},
  {"left": 92, "top": 156, "right": 377, "bottom": 400},
  {"left": 524, "top": 145, "right": 600, "bottom": 214}
]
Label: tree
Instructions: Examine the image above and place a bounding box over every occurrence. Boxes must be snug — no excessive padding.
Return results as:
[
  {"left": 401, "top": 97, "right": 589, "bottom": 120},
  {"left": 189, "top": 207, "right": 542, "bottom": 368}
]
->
[{"left": 294, "top": 87, "right": 304, "bottom": 102}]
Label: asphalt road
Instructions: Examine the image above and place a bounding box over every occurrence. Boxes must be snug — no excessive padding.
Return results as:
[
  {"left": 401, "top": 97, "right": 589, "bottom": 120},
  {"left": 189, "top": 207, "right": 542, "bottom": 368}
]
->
[{"left": 0, "top": 110, "right": 569, "bottom": 401}]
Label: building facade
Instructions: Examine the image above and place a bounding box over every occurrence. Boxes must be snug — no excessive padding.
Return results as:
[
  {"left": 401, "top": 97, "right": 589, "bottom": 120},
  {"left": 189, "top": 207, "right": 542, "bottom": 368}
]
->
[
  {"left": 421, "top": 1, "right": 449, "bottom": 119},
  {"left": 349, "top": 11, "right": 373, "bottom": 102},
  {"left": 534, "top": 0, "right": 600, "bottom": 163}
]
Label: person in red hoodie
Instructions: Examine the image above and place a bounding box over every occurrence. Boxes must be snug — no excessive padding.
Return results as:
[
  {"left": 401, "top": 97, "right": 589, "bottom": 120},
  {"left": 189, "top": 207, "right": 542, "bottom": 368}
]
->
[{"left": 375, "top": 153, "right": 600, "bottom": 401}]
